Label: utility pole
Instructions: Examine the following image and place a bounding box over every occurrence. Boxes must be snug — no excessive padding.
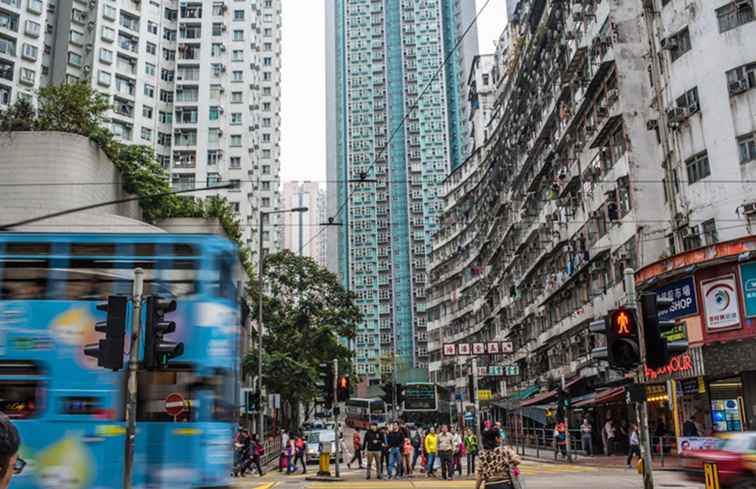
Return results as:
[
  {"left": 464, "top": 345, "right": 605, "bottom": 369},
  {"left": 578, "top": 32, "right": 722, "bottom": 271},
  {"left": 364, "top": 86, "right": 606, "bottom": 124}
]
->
[
  {"left": 257, "top": 210, "right": 265, "bottom": 437},
  {"left": 123, "top": 269, "right": 143, "bottom": 489},
  {"left": 626, "top": 268, "right": 654, "bottom": 489},
  {"left": 333, "top": 358, "right": 340, "bottom": 477},
  {"left": 471, "top": 357, "right": 482, "bottom": 443},
  {"left": 562, "top": 376, "right": 572, "bottom": 462}
]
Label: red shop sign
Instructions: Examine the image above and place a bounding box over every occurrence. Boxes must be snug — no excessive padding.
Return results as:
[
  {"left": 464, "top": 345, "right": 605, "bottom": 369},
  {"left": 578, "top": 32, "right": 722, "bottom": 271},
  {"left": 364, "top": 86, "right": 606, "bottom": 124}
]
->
[{"left": 644, "top": 353, "right": 693, "bottom": 381}]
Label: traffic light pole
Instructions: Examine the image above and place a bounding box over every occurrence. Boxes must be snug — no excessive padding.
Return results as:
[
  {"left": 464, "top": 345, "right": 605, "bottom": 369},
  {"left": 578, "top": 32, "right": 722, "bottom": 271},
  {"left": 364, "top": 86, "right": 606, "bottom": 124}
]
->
[
  {"left": 625, "top": 268, "right": 654, "bottom": 489},
  {"left": 124, "top": 268, "right": 143, "bottom": 489},
  {"left": 333, "top": 358, "right": 340, "bottom": 478},
  {"left": 471, "top": 358, "right": 482, "bottom": 443}
]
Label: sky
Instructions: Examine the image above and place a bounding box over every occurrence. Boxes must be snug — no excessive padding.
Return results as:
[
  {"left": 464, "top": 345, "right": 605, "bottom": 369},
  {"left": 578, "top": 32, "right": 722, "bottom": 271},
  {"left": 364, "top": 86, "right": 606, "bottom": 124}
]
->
[{"left": 279, "top": 0, "right": 508, "bottom": 186}]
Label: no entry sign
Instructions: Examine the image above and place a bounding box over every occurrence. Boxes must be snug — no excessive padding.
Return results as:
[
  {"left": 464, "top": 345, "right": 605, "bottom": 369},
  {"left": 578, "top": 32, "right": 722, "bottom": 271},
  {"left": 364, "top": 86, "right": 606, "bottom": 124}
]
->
[{"left": 165, "top": 393, "right": 185, "bottom": 417}]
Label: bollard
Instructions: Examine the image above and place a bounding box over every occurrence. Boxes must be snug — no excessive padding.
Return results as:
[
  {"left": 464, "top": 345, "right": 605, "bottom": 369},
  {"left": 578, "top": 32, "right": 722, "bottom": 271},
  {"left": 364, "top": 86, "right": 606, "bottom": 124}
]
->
[{"left": 318, "top": 452, "right": 331, "bottom": 476}]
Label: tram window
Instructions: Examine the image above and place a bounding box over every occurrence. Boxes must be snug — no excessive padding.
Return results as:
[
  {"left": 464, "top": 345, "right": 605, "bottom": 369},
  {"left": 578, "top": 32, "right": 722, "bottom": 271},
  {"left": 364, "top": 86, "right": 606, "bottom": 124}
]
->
[
  {"left": 136, "top": 367, "right": 199, "bottom": 422},
  {"left": 210, "top": 368, "right": 235, "bottom": 422},
  {"left": 0, "top": 363, "right": 44, "bottom": 419},
  {"left": 0, "top": 264, "right": 48, "bottom": 300},
  {"left": 4, "top": 242, "right": 51, "bottom": 256}
]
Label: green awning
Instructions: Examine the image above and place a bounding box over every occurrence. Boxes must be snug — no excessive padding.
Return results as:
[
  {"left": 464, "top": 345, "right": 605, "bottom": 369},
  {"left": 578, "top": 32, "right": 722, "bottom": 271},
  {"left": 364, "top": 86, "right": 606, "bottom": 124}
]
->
[{"left": 509, "top": 385, "right": 540, "bottom": 401}]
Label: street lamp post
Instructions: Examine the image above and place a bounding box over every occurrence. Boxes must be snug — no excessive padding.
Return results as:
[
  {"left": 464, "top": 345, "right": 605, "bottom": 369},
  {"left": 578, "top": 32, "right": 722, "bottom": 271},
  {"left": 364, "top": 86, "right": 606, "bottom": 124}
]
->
[{"left": 257, "top": 206, "right": 308, "bottom": 437}]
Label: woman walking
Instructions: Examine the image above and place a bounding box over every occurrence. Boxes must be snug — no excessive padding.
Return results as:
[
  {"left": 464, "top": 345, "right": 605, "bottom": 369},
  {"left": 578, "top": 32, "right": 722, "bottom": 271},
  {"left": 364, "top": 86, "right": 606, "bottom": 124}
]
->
[
  {"left": 464, "top": 428, "right": 479, "bottom": 476},
  {"left": 402, "top": 434, "right": 413, "bottom": 477},
  {"left": 475, "top": 428, "right": 521, "bottom": 489}
]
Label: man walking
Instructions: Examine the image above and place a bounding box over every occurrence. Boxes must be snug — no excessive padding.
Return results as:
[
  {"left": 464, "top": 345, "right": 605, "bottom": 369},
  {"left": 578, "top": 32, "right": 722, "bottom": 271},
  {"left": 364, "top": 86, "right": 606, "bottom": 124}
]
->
[
  {"left": 437, "top": 425, "right": 455, "bottom": 481},
  {"left": 627, "top": 424, "right": 641, "bottom": 468},
  {"left": 411, "top": 427, "right": 423, "bottom": 471},
  {"left": 424, "top": 426, "right": 438, "bottom": 477},
  {"left": 363, "top": 423, "right": 385, "bottom": 480},
  {"left": 387, "top": 423, "right": 404, "bottom": 480},
  {"left": 603, "top": 418, "right": 615, "bottom": 456},
  {"left": 581, "top": 418, "right": 593, "bottom": 456},
  {"left": 348, "top": 428, "right": 363, "bottom": 469},
  {"left": 0, "top": 414, "right": 22, "bottom": 489}
]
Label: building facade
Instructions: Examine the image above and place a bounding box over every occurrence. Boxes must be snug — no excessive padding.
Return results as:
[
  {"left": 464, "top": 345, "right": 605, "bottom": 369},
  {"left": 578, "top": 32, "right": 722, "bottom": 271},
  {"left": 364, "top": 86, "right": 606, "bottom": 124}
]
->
[
  {"left": 0, "top": 0, "right": 283, "bottom": 253},
  {"left": 281, "top": 181, "right": 326, "bottom": 267},
  {"left": 427, "top": 0, "right": 756, "bottom": 441},
  {"left": 326, "top": 0, "right": 477, "bottom": 382}
]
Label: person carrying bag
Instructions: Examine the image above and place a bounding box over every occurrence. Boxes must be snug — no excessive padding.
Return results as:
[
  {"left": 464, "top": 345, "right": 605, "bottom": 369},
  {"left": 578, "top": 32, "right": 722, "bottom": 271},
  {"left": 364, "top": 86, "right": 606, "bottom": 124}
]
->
[{"left": 474, "top": 428, "right": 521, "bottom": 489}]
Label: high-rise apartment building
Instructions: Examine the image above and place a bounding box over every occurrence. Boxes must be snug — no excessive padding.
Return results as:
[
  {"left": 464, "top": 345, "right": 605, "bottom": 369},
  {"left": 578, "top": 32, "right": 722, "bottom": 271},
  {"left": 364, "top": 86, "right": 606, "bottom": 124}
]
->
[
  {"left": 281, "top": 181, "right": 326, "bottom": 267},
  {"left": 0, "top": 0, "right": 282, "bottom": 252},
  {"left": 326, "top": 0, "right": 477, "bottom": 382}
]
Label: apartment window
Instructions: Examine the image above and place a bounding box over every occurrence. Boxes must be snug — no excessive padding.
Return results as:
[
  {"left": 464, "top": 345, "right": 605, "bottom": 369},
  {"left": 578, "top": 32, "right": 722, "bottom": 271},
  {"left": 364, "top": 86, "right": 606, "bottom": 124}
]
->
[
  {"left": 27, "top": 0, "right": 43, "bottom": 14},
  {"left": 174, "top": 129, "right": 197, "bottom": 146},
  {"left": 262, "top": 117, "right": 271, "bottom": 128},
  {"left": 163, "top": 28, "right": 177, "bottom": 41},
  {"left": 158, "top": 132, "right": 172, "bottom": 146},
  {"left": 172, "top": 174, "right": 195, "bottom": 191},
  {"left": 264, "top": 42, "right": 272, "bottom": 51},
  {"left": 262, "top": 102, "right": 271, "bottom": 111},
  {"left": 262, "top": 149, "right": 271, "bottom": 158},
  {"left": 264, "top": 28, "right": 272, "bottom": 37},
  {"left": 162, "top": 48, "right": 175, "bottom": 61},
  {"left": 101, "top": 26, "right": 115, "bottom": 42},
  {"left": 230, "top": 135, "right": 242, "bottom": 147},
  {"left": 142, "top": 105, "right": 153, "bottom": 119},
  {"left": 231, "top": 202, "right": 240, "bottom": 212},
  {"left": 232, "top": 49, "right": 243, "bottom": 61},
  {"left": 0, "top": 11, "right": 18, "bottom": 32},
  {"left": 702, "top": 219, "right": 718, "bottom": 245},
  {"left": 233, "top": 30, "right": 243, "bottom": 41},
  {"left": 159, "top": 89, "right": 173, "bottom": 103},
  {"left": 97, "top": 70, "right": 111, "bottom": 86},
  {"left": 161, "top": 69, "right": 174, "bottom": 82},
  {"left": 230, "top": 156, "right": 241, "bottom": 169},
  {"left": 145, "top": 63, "right": 156, "bottom": 77},
  {"left": 120, "top": 12, "right": 139, "bottom": 31},
  {"left": 207, "top": 106, "right": 220, "bottom": 121},
  {"left": 164, "top": 8, "right": 177, "bottom": 21},
  {"left": 262, "top": 165, "right": 270, "bottom": 175},
  {"left": 147, "top": 21, "right": 158, "bottom": 35},
  {"left": 146, "top": 42, "right": 157, "bottom": 55},
  {"left": 231, "top": 91, "right": 243, "bottom": 103},
  {"left": 717, "top": 0, "right": 754, "bottom": 32},
  {"left": 208, "top": 128, "right": 222, "bottom": 143},
  {"left": 685, "top": 151, "right": 710, "bottom": 184},
  {"left": 232, "top": 70, "right": 242, "bottom": 82},
  {"left": 0, "top": 84, "right": 10, "bottom": 106},
  {"left": 177, "top": 66, "right": 199, "bottom": 81},
  {"left": 262, "top": 133, "right": 271, "bottom": 143},
  {"left": 207, "top": 150, "right": 222, "bottom": 165},
  {"left": 233, "top": 9, "right": 244, "bottom": 21},
  {"left": 726, "top": 62, "right": 756, "bottom": 96},
  {"left": 159, "top": 111, "right": 172, "bottom": 124},
  {"left": 176, "top": 86, "right": 198, "bottom": 102},
  {"left": 263, "top": 56, "right": 272, "bottom": 66},
  {"left": 207, "top": 173, "right": 221, "bottom": 186},
  {"left": 263, "top": 72, "right": 271, "bottom": 81},
  {"left": 141, "top": 127, "right": 152, "bottom": 141},
  {"left": 103, "top": 4, "right": 116, "bottom": 20},
  {"left": 738, "top": 132, "right": 756, "bottom": 163},
  {"left": 262, "top": 197, "right": 270, "bottom": 207},
  {"left": 263, "top": 87, "right": 271, "bottom": 96},
  {"left": 99, "top": 47, "right": 113, "bottom": 64},
  {"left": 19, "top": 67, "right": 34, "bottom": 85},
  {"left": 144, "top": 83, "right": 155, "bottom": 98},
  {"left": 261, "top": 181, "right": 270, "bottom": 191},
  {"left": 212, "top": 23, "right": 223, "bottom": 36},
  {"left": 67, "top": 52, "right": 82, "bottom": 67},
  {"left": 24, "top": 20, "right": 40, "bottom": 37},
  {"left": 230, "top": 113, "right": 242, "bottom": 125},
  {"left": 675, "top": 86, "right": 700, "bottom": 112},
  {"left": 69, "top": 29, "right": 85, "bottom": 45},
  {"left": 669, "top": 28, "right": 691, "bottom": 62},
  {"left": 21, "top": 43, "right": 37, "bottom": 60}
]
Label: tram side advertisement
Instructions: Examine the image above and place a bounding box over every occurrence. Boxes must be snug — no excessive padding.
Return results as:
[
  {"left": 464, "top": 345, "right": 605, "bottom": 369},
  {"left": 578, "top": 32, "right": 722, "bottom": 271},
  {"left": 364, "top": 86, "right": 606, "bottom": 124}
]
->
[{"left": 403, "top": 384, "right": 437, "bottom": 412}]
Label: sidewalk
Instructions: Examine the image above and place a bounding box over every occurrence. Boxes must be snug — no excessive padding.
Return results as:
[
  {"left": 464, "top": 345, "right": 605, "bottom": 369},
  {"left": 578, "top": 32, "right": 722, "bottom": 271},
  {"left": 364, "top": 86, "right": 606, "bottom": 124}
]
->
[{"left": 517, "top": 446, "right": 685, "bottom": 471}]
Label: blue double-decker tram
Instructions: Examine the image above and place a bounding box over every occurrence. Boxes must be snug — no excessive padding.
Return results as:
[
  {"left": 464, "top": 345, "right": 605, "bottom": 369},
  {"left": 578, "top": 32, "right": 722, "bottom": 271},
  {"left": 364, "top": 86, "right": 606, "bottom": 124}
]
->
[{"left": 0, "top": 233, "right": 242, "bottom": 489}]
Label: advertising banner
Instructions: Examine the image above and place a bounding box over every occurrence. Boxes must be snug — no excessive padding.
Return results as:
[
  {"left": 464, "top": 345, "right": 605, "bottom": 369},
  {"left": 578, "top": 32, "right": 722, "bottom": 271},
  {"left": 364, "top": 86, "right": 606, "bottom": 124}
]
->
[
  {"left": 740, "top": 262, "right": 756, "bottom": 318},
  {"left": 678, "top": 437, "right": 720, "bottom": 453},
  {"left": 701, "top": 274, "right": 741, "bottom": 331},
  {"left": 656, "top": 276, "right": 697, "bottom": 322},
  {"left": 403, "top": 383, "right": 437, "bottom": 412}
]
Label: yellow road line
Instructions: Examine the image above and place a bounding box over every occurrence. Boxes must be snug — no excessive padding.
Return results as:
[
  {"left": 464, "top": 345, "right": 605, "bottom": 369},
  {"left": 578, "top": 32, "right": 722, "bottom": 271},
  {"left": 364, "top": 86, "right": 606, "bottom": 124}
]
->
[{"left": 251, "top": 483, "right": 279, "bottom": 489}]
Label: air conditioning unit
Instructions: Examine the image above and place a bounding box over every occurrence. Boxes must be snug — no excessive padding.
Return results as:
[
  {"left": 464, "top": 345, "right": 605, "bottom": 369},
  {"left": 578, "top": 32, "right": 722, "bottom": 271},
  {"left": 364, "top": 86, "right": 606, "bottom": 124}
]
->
[
  {"left": 646, "top": 119, "right": 659, "bottom": 131},
  {"left": 729, "top": 79, "right": 750, "bottom": 96},
  {"left": 82, "top": 65, "right": 91, "bottom": 72},
  {"left": 661, "top": 37, "right": 679, "bottom": 50},
  {"left": 85, "top": 43, "right": 93, "bottom": 52},
  {"left": 667, "top": 106, "right": 688, "bottom": 123}
]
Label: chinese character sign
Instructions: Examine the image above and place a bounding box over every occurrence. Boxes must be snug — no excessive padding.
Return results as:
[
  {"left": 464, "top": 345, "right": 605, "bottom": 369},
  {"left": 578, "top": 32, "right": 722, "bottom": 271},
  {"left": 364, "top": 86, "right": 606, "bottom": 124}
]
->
[
  {"left": 740, "top": 262, "right": 756, "bottom": 318},
  {"left": 701, "top": 275, "right": 741, "bottom": 331},
  {"left": 443, "top": 344, "right": 457, "bottom": 356},
  {"left": 458, "top": 343, "right": 471, "bottom": 355},
  {"left": 472, "top": 343, "right": 485, "bottom": 354},
  {"left": 501, "top": 341, "right": 514, "bottom": 353},
  {"left": 657, "top": 276, "right": 698, "bottom": 321},
  {"left": 486, "top": 342, "right": 500, "bottom": 354}
]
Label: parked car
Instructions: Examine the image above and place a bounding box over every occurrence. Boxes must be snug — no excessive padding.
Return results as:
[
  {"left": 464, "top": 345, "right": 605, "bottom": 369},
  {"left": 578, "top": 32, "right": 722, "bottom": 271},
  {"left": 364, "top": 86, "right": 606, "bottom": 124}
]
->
[
  {"left": 683, "top": 432, "right": 756, "bottom": 488},
  {"left": 304, "top": 429, "right": 342, "bottom": 464}
]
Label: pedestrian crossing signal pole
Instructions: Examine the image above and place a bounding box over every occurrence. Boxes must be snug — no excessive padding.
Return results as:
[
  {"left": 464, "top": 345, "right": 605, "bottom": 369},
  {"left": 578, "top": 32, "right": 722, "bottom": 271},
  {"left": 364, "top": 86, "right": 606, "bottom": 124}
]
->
[
  {"left": 625, "top": 268, "right": 655, "bottom": 489},
  {"left": 471, "top": 357, "right": 482, "bottom": 443},
  {"left": 333, "top": 358, "right": 340, "bottom": 478}
]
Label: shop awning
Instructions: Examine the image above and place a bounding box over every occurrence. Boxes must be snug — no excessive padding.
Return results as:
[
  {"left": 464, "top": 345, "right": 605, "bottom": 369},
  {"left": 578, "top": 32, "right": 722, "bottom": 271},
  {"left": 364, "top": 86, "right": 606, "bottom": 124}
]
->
[
  {"left": 510, "top": 385, "right": 540, "bottom": 401},
  {"left": 595, "top": 386, "right": 626, "bottom": 404},
  {"left": 519, "top": 376, "right": 584, "bottom": 408}
]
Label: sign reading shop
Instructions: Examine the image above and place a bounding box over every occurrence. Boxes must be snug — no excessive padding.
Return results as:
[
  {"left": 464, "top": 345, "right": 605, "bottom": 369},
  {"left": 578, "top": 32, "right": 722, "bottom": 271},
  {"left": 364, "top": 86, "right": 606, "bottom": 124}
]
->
[{"left": 656, "top": 276, "right": 698, "bottom": 321}]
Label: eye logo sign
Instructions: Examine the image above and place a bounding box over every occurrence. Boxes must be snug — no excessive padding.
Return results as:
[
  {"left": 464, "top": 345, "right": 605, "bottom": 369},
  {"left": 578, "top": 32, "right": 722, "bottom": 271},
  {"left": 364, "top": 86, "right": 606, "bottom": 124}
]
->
[{"left": 702, "top": 275, "right": 741, "bottom": 331}]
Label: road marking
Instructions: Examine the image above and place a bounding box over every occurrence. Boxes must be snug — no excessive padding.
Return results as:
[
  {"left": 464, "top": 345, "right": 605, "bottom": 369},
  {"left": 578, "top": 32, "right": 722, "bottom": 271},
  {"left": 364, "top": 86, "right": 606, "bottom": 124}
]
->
[{"left": 250, "top": 483, "right": 279, "bottom": 489}]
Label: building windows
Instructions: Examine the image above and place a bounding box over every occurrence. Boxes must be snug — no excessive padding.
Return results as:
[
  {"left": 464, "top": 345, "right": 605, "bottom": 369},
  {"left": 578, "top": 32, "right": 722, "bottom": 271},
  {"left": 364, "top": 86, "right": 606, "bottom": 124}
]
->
[
  {"left": 158, "top": 132, "right": 172, "bottom": 146},
  {"left": 263, "top": 102, "right": 271, "bottom": 111},
  {"left": 172, "top": 174, "right": 195, "bottom": 191},
  {"left": 232, "top": 49, "right": 243, "bottom": 61},
  {"left": 685, "top": 151, "right": 710, "bottom": 184},
  {"left": 233, "top": 9, "right": 244, "bottom": 21},
  {"left": 233, "top": 30, "right": 244, "bottom": 41},
  {"left": 146, "top": 42, "right": 156, "bottom": 55},
  {"left": 99, "top": 47, "right": 113, "bottom": 64},
  {"left": 211, "top": 43, "right": 224, "bottom": 56},
  {"left": 147, "top": 21, "right": 158, "bottom": 35},
  {"left": 162, "top": 48, "right": 176, "bottom": 61},
  {"left": 702, "top": 218, "right": 718, "bottom": 246},
  {"left": 230, "top": 113, "right": 242, "bottom": 125},
  {"left": 231, "top": 91, "right": 243, "bottom": 103},
  {"left": 142, "top": 105, "right": 153, "bottom": 119},
  {"left": 264, "top": 42, "right": 272, "bottom": 51},
  {"left": 27, "top": 0, "right": 43, "bottom": 14},
  {"left": 716, "top": 0, "right": 754, "bottom": 33},
  {"left": 262, "top": 133, "right": 271, "bottom": 143},
  {"left": 262, "top": 118, "right": 271, "bottom": 128},
  {"left": 262, "top": 149, "right": 271, "bottom": 158},
  {"left": 97, "top": 70, "right": 111, "bottom": 86},
  {"left": 101, "top": 26, "right": 115, "bottom": 42},
  {"left": 264, "top": 28, "right": 272, "bottom": 37},
  {"left": 230, "top": 156, "right": 241, "bottom": 169},
  {"left": 207, "top": 173, "right": 221, "bottom": 186},
  {"left": 263, "top": 56, "right": 272, "bottom": 66},
  {"left": 21, "top": 43, "right": 38, "bottom": 61},
  {"left": 174, "top": 129, "right": 197, "bottom": 146},
  {"left": 209, "top": 106, "right": 221, "bottom": 121},
  {"left": 161, "top": 69, "right": 174, "bottom": 82},
  {"left": 177, "top": 66, "right": 199, "bottom": 81},
  {"left": 209, "top": 85, "right": 223, "bottom": 100},
  {"left": 175, "top": 86, "right": 198, "bottom": 102},
  {"left": 667, "top": 27, "right": 691, "bottom": 62},
  {"left": 164, "top": 7, "right": 177, "bottom": 21},
  {"left": 675, "top": 86, "right": 700, "bottom": 113},
  {"left": 263, "top": 87, "right": 271, "bottom": 96},
  {"left": 208, "top": 128, "right": 222, "bottom": 143},
  {"left": 67, "top": 52, "right": 82, "bottom": 67},
  {"left": 262, "top": 197, "right": 270, "bottom": 207},
  {"left": 738, "top": 132, "right": 756, "bottom": 164},
  {"left": 141, "top": 127, "right": 152, "bottom": 141},
  {"left": 207, "top": 150, "right": 222, "bottom": 165},
  {"left": 69, "top": 29, "right": 85, "bottom": 45},
  {"left": 145, "top": 63, "right": 156, "bottom": 77},
  {"left": 0, "top": 11, "right": 18, "bottom": 32},
  {"left": 159, "top": 111, "right": 172, "bottom": 124},
  {"left": 726, "top": 62, "right": 756, "bottom": 96},
  {"left": 24, "top": 20, "right": 40, "bottom": 37},
  {"left": 103, "top": 4, "right": 116, "bottom": 20},
  {"left": 262, "top": 165, "right": 270, "bottom": 175},
  {"left": 159, "top": 89, "right": 173, "bottom": 103},
  {"left": 263, "top": 71, "right": 271, "bottom": 81},
  {"left": 230, "top": 134, "right": 242, "bottom": 147},
  {"left": 19, "top": 68, "right": 34, "bottom": 85},
  {"left": 212, "top": 23, "right": 223, "bottom": 36},
  {"left": 261, "top": 181, "right": 270, "bottom": 190},
  {"left": 232, "top": 202, "right": 240, "bottom": 212},
  {"left": 163, "top": 28, "right": 176, "bottom": 41},
  {"left": 144, "top": 83, "right": 155, "bottom": 98},
  {"left": 232, "top": 70, "right": 243, "bottom": 82}
]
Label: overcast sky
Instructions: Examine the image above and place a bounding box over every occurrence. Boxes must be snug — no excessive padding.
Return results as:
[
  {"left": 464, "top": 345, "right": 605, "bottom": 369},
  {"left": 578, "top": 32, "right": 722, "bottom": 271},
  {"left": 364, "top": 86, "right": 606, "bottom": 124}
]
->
[{"left": 279, "top": 0, "right": 508, "bottom": 186}]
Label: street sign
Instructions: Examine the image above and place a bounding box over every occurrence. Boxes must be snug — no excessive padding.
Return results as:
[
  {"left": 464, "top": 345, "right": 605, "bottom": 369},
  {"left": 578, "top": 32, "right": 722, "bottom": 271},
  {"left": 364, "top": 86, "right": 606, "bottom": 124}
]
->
[
  {"left": 704, "top": 462, "right": 720, "bottom": 489},
  {"left": 403, "top": 383, "right": 437, "bottom": 412},
  {"left": 164, "top": 393, "right": 185, "bottom": 417},
  {"left": 478, "top": 389, "right": 492, "bottom": 401}
]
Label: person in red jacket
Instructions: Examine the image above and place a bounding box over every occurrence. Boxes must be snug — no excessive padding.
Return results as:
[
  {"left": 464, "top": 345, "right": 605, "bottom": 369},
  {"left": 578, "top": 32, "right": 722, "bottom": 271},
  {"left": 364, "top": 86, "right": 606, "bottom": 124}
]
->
[
  {"left": 292, "top": 433, "right": 307, "bottom": 473},
  {"left": 348, "top": 428, "right": 364, "bottom": 469}
]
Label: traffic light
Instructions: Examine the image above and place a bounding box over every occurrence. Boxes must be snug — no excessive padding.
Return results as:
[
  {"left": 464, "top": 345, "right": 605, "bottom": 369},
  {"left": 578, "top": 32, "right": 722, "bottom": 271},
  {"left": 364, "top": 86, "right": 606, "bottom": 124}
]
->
[
  {"left": 641, "top": 292, "right": 689, "bottom": 370},
  {"left": 319, "top": 362, "right": 334, "bottom": 408},
  {"left": 467, "top": 374, "right": 475, "bottom": 402},
  {"left": 143, "top": 296, "right": 184, "bottom": 370},
  {"left": 396, "top": 383, "right": 404, "bottom": 406},
  {"left": 245, "top": 390, "right": 261, "bottom": 413},
  {"left": 84, "top": 295, "right": 128, "bottom": 370},
  {"left": 336, "top": 375, "right": 351, "bottom": 402},
  {"left": 607, "top": 307, "right": 641, "bottom": 369}
]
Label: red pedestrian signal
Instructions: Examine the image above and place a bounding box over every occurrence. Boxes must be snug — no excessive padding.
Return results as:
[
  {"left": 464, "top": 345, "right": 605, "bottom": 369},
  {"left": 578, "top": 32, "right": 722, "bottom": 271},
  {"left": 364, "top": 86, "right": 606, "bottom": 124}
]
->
[{"left": 336, "top": 375, "right": 350, "bottom": 402}]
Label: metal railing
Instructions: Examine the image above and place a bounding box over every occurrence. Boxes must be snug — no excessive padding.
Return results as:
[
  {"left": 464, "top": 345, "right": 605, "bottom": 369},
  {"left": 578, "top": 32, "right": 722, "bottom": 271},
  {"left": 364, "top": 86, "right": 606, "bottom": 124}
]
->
[{"left": 261, "top": 436, "right": 282, "bottom": 467}]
